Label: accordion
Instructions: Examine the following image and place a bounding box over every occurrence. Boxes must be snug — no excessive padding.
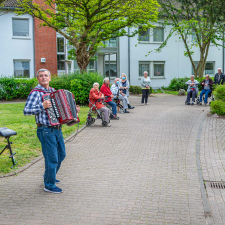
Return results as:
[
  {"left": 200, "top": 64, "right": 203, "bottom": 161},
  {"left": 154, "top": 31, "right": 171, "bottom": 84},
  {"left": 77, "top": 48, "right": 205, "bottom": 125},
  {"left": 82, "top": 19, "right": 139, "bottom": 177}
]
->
[{"left": 42, "top": 89, "right": 79, "bottom": 126}]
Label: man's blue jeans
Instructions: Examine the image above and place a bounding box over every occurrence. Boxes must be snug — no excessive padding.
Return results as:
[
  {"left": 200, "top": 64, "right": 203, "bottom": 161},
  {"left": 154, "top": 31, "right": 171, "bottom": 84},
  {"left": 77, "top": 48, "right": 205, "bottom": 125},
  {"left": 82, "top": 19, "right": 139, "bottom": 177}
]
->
[
  {"left": 107, "top": 101, "right": 117, "bottom": 115},
  {"left": 200, "top": 89, "right": 212, "bottom": 103},
  {"left": 37, "top": 127, "right": 66, "bottom": 189}
]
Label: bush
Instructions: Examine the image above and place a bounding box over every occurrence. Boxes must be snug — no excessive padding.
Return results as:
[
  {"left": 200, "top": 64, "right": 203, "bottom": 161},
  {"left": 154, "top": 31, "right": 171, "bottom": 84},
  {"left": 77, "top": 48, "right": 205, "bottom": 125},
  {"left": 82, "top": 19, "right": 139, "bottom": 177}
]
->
[
  {"left": 210, "top": 100, "right": 225, "bottom": 115},
  {"left": 167, "top": 77, "right": 214, "bottom": 91},
  {"left": 129, "top": 85, "right": 152, "bottom": 95},
  {"left": 0, "top": 77, "right": 37, "bottom": 100},
  {"left": 0, "top": 72, "right": 104, "bottom": 104},
  {"left": 210, "top": 84, "right": 225, "bottom": 115}
]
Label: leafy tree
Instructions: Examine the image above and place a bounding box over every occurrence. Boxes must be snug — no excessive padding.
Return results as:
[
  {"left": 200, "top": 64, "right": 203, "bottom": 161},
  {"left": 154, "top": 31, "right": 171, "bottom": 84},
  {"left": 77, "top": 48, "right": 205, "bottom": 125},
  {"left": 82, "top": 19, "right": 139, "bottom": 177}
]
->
[
  {"left": 17, "top": 0, "right": 159, "bottom": 73},
  {"left": 156, "top": 0, "right": 225, "bottom": 78}
]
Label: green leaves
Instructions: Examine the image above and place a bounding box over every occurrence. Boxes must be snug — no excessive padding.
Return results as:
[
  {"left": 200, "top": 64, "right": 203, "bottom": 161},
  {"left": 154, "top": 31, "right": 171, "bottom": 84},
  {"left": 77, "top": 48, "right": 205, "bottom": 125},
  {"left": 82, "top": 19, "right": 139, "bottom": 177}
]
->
[{"left": 16, "top": 0, "right": 159, "bottom": 72}]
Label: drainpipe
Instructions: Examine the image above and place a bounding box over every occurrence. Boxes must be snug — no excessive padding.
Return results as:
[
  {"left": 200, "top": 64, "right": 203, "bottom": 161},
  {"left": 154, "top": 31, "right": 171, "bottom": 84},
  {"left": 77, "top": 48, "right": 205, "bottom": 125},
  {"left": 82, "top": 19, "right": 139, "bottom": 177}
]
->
[
  {"left": 33, "top": 17, "right": 36, "bottom": 77},
  {"left": 223, "top": 26, "right": 225, "bottom": 73},
  {"left": 128, "top": 27, "right": 131, "bottom": 83}
]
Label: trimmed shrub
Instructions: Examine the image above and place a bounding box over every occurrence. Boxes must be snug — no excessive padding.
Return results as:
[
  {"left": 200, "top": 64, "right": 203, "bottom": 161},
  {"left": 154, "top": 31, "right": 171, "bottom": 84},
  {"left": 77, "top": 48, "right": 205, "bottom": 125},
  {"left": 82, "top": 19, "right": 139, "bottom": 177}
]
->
[
  {"left": 210, "top": 84, "right": 225, "bottom": 115},
  {"left": 129, "top": 85, "right": 152, "bottom": 95}
]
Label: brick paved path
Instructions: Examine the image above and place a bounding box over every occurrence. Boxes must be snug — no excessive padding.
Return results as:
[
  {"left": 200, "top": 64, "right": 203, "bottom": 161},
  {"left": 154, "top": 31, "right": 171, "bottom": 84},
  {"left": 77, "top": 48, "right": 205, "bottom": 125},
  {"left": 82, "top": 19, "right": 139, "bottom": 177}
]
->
[{"left": 0, "top": 95, "right": 218, "bottom": 224}]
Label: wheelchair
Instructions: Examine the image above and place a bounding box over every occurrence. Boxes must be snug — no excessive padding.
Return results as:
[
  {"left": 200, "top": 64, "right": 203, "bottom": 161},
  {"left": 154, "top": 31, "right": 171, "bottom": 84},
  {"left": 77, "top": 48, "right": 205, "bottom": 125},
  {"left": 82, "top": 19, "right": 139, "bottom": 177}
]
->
[
  {"left": 185, "top": 91, "right": 199, "bottom": 105},
  {"left": 198, "top": 91, "right": 215, "bottom": 105},
  {"left": 86, "top": 99, "right": 111, "bottom": 127}
]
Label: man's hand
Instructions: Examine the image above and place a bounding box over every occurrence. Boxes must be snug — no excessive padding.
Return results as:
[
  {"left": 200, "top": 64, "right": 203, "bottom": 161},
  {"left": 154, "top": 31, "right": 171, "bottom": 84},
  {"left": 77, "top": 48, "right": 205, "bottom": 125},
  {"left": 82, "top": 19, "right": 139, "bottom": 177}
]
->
[
  {"left": 111, "top": 95, "right": 114, "bottom": 98},
  {"left": 102, "top": 94, "right": 104, "bottom": 98},
  {"left": 205, "top": 84, "right": 208, "bottom": 86},
  {"left": 146, "top": 86, "right": 150, "bottom": 89},
  {"left": 201, "top": 82, "right": 205, "bottom": 85},
  {"left": 76, "top": 105, "right": 80, "bottom": 113},
  {"left": 43, "top": 100, "right": 51, "bottom": 109},
  {"left": 122, "top": 93, "right": 125, "bottom": 96}
]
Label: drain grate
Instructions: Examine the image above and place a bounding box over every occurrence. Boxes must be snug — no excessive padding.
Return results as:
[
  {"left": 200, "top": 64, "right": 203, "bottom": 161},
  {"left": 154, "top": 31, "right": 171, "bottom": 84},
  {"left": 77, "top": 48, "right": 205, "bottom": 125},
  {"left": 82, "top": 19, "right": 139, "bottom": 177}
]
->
[{"left": 205, "top": 181, "right": 225, "bottom": 189}]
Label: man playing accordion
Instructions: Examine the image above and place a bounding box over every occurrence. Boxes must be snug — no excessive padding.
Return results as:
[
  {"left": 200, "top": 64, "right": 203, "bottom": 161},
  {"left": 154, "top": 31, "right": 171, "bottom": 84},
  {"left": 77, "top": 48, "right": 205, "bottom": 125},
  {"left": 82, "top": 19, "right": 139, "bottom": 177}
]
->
[{"left": 24, "top": 68, "right": 80, "bottom": 194}]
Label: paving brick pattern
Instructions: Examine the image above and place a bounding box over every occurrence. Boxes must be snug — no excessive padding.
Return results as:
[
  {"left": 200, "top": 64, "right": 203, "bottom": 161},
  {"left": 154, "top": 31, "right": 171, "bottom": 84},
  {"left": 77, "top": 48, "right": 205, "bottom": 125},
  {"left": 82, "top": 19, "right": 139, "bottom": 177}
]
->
[
  {"left": 0, "top": 95, "right": 211, "bottom": 224},
  {"left": 200, "top": 115, "right": 225, "bottom": 225}
]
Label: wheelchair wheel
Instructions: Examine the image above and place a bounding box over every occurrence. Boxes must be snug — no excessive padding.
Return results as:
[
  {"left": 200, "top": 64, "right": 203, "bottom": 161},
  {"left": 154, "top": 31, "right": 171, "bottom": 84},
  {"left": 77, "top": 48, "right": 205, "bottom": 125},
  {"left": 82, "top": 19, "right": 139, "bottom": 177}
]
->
[
  {"left": 110, "top": 113, "right": 114, "bottom": 119},
  {"left": 185, "top": 100, "right": 188, "bottom": 105},
  {"left": 91, "top": 118, "right": 95, "bottom": 123},
  {"left": 86, "top": 121, "right": 92, "bottom": 126},
  {"left": 102, "top": 121, "right": 108, "bottom": 127}
]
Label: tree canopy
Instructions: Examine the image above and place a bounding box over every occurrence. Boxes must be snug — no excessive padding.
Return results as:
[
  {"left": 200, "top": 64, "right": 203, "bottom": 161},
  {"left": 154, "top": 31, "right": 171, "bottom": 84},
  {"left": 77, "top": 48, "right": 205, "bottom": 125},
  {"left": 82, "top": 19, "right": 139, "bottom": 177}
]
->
[
  {"left": 17, "top": 0, "right": 159, "bottom": 73},
  {"left": 156, "top": 0, "right": 225, "bottom": 78}
]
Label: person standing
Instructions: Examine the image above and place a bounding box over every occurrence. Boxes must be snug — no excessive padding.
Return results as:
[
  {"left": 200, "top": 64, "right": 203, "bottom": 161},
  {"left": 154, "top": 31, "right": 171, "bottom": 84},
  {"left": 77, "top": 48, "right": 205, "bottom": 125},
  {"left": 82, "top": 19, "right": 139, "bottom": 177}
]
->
[
  {"left": 214, "top": 68, "right": 225, "bottom": 85},
  {"left": 141, "top": 71, "right": 152, "bottom": 105},
  {"left": 24, "top": 68, "right": 80, "bottom": 193},
  {"left": 119, "top": 73, "right": 135, "bottom": 109}
]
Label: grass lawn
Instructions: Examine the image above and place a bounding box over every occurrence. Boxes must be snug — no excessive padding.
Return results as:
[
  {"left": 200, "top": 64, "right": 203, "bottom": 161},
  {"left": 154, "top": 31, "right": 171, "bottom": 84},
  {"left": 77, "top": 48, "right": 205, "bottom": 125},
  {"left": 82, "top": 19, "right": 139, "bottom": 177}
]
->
[{"left": 0, "top": 103, "right": 89, "bottom": 175}]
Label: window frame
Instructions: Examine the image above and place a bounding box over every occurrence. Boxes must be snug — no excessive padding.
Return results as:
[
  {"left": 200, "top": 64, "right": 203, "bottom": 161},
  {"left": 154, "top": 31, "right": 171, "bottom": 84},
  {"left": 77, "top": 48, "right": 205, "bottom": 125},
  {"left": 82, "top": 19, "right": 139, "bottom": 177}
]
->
[
  {"left": 139, "top": 61, "right": 165, "bottom": 78},
  {"left": 138, "top": 27, "right": 150, "bottom": 42},
  {"left": 12, "top": 18, "right": 30, "bottom": 38},
  {"left": 13, "top": 59, "right": 30, "bottom": 78},
  {"left": 153, "top": 27, "right": 164, "bottom": 43},
  {"left": 192, "top": 61, "right": 215, "bottom": 77}
]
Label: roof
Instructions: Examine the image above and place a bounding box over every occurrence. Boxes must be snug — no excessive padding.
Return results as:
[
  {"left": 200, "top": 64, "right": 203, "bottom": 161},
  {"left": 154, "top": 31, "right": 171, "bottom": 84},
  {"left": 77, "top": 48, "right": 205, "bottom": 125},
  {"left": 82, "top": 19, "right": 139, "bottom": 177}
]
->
[{"left": 2, "top": 0, "right": 20, "bottom": 8}]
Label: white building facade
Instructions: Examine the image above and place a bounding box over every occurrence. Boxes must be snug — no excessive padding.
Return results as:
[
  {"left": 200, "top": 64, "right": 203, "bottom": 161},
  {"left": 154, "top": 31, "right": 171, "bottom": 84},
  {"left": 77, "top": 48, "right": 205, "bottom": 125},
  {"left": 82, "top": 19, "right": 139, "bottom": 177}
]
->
[{"left": 0, "top": 10, "right": 34, "bottom": 78}]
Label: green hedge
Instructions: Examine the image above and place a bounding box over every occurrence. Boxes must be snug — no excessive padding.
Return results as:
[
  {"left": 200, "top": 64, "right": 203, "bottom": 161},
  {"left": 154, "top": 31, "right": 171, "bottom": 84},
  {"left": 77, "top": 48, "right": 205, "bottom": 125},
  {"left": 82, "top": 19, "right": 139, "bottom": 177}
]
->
[
  {"left": 167, "top": 77, "right": 214, "bottom": 91},
  {"left": 129, "top": 85, "right": 153, "bottom": 95},
  {"left": 0, "top": 72, "right": 104, "bottom": 104},
  {"left": 210, "top": 85, "right": 225, "bottom": 115}
]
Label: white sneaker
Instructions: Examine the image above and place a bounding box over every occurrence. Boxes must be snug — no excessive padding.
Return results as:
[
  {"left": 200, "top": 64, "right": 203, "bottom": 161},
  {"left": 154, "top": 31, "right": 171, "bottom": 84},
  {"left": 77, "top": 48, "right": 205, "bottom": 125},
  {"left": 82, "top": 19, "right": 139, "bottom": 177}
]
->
[{"left": 141, "top": 103, "right": 144, "bottom": 106}]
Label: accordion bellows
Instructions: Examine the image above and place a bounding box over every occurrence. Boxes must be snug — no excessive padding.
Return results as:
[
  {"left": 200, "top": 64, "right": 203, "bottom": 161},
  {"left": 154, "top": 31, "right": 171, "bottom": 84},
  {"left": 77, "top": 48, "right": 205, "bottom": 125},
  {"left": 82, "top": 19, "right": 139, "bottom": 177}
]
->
[{"left": 43, "top": 89, "right": 79, "bottom": 126}]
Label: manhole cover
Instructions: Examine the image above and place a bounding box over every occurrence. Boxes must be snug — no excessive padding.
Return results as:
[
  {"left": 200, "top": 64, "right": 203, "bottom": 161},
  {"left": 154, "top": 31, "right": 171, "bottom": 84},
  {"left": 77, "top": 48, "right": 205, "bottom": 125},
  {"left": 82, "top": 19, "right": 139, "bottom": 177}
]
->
[{"left": 205, "top": 181, "right": 225, "bottom": 189}]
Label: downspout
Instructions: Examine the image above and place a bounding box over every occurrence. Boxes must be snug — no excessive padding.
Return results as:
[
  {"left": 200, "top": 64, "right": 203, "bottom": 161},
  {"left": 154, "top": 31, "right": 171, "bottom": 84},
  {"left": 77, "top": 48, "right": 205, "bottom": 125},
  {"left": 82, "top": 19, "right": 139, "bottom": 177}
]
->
[
  {"left": 223, "top": 26, "right": 225, "bottom": 73},
  {"left": 128, "top": 27, "right": 131, "bottom": 83},
  {"left": 33, "top": 17, "right": 36, "bottom": 77}
]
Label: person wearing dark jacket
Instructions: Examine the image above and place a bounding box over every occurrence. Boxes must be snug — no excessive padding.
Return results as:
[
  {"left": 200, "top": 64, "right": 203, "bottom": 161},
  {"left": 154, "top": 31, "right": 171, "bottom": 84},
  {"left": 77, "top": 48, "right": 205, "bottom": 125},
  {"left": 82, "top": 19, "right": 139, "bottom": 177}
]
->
[
  {"left": 214, "top": 68, "right": 225, "bottom": 85},
  {"left": 199, "top": 74, "right": 213, "bottom": 106}
]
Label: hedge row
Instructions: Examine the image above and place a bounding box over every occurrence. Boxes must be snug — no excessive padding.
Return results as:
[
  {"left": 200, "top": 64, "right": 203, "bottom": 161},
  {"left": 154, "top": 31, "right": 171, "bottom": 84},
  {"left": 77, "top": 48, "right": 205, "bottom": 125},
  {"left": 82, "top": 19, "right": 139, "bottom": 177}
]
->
[
  {"left": 0, "top": 72, "right": 103, "bottom": 104},
  {"left": 129, "top": 85, "right": 153, "bottom": 95},
  {"left": 166, "top": 77, "right": 215, "bottom": 91}
]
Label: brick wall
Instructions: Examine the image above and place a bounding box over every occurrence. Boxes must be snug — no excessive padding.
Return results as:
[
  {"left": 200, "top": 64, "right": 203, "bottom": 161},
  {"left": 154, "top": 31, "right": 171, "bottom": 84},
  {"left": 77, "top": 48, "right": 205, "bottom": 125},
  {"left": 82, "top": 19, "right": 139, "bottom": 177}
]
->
[{"left": 33, "top": 0, "right": 57, "bottom": 76}]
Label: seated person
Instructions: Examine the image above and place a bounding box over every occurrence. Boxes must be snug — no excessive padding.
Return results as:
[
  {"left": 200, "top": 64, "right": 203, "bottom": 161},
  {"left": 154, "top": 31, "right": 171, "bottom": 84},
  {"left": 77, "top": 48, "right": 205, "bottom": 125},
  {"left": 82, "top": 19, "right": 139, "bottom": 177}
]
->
[
  {"left": 185, "top": 75, "right": 199, "bottom": 105},
  {"left": 89, "top": 83, "right": 111, "bottom": 127},
  {"left": 119, "top": 73, "right": 135, "bottom": 109},
  {"left": 111, "top": 78, "right": 130, "bottom": 113},
  {"left": 100, "top": 78, "right": 119, "bottom": 120},
  {"left": 214, "top": 68, "right": 225, "bottom": 85},
  {"left": 199, "top": 74, "right": 213, "bottom": 106}
]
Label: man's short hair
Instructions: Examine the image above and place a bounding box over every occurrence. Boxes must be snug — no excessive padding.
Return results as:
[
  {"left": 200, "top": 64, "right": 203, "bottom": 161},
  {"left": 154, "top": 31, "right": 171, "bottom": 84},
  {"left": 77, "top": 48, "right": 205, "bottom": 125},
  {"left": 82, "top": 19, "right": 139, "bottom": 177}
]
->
[
  {"left": 218, "top": 68, "right": 222, "bottom": 71},
  {"left": 36, "top": 68, "right": 51, "bottom": 77},
  {"left": 103, "top": 78, "right": 109, "bottom": 83},
  {"left": 191, "top": 75, "right": 195, "bottom": 78},
  {"left": 205, "top": 74, "right": 209, "bottom": 77},
  {"left": 93, "top": 82, "right": 99, "bottom": 87},
  {"left": 144, "top": 71, "right": 148, "bottom": 74}
]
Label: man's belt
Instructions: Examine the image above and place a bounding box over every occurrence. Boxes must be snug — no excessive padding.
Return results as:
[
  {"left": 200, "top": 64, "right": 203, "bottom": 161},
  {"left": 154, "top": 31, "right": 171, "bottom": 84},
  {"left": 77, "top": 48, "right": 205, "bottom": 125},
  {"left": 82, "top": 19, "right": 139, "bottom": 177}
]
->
[{"left": 37, "top": 123, "right": 62, "bottom": 129}]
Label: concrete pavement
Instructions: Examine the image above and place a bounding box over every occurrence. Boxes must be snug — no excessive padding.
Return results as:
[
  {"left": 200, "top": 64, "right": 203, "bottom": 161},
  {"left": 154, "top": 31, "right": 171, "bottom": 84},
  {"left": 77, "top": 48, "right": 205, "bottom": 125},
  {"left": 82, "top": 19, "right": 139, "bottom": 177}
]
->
[{"left": 0, "top": 94, "right": 224, "bottom": 224}]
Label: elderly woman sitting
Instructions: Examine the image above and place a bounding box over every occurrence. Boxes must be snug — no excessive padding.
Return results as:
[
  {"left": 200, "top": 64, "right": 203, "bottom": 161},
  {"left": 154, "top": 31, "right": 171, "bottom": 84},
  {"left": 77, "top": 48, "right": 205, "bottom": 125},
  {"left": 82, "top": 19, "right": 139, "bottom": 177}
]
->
[
  {"left": 89, "top": 83, "right": 111, "bottom": 127},
  {"left": 186, "top": 75, "right": 199, "bottom": 105}
]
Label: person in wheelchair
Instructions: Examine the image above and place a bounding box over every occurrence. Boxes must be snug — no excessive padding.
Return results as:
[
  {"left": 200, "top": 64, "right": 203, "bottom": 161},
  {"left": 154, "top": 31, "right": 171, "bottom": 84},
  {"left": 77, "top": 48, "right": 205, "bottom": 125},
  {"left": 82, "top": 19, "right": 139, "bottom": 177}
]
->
[
  {"left": 185, "top": 75, "right": 199, "bottom": 105},
  {"left": 89, "top": 83, "right": 111, "bottom": 127},
  {"left": 199, "top": 74, "right": 213, "bottom": 106},
  {"left": 111, "top": 78, "right": 130, "bottom": 113}
]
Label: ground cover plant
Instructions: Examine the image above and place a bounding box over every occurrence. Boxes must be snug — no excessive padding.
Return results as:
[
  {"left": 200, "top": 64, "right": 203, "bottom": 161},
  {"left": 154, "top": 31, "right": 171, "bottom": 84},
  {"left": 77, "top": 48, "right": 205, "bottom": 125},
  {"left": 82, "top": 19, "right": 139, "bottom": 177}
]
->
[
  {"left": 0, "top": 103, "right": 89, "bottom": 175},
  {"left": 210, "top": 85, "right": 225, "bottom": 116}
]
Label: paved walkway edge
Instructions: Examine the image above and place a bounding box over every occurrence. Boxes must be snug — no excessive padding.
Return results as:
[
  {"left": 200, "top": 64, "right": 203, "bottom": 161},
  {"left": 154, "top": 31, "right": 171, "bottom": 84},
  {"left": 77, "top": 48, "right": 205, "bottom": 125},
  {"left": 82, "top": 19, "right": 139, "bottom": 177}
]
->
[
  {"left": 0, "top": 124, "right": 86, "bottom": 179},
  {"left": 196, "top": 113, "right": 213, "bottom": 224}
]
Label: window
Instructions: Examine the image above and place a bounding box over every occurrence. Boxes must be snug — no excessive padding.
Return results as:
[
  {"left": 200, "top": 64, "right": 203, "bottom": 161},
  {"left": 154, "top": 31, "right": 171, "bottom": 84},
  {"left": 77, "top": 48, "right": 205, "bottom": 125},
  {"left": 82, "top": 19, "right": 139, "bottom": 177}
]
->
[
  {"left": 12, "top": 19, "right": 29, "bottom": 37},
  {"left": 153, "top": 27, "right": 164, "bottom": 42},
  {"left": 105, "top": 61, "right": 117, "bottom": 77},
  {"left": 57, "top": 37, "right": 65, "bottom": 70},
  {"left": 139, "top": 27, "right": 150, "bottom": 42},
  {"left": 14, "top": 60, "right": 30, "bottom": 78},
  {"left": 57, "top": 37, "right": 65, "bottom": 52},
  {"left": 103, "top": 38, "right": 117, "bottom": 47},
  {"left": 139, "top": 62, "right": 150, "bottom": 76},
  {"left": 74, "top": 60, "right": 95, "bottom": 72},
  {"left": 139, "top": 61, "right": 165, "bottom": 78},
  {"left": 192, "top": 61, "right": 215, "bottom": 76},
  {"left": 153, "top": 62, "right": 164, "bottom": 76}
]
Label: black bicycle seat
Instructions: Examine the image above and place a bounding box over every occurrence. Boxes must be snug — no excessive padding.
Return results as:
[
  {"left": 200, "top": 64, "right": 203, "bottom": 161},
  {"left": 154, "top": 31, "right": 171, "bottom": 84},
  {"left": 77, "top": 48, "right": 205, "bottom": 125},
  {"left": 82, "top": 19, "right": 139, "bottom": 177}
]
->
[{"left": 0, "top": 127, "right": 17, "bottom": 137}]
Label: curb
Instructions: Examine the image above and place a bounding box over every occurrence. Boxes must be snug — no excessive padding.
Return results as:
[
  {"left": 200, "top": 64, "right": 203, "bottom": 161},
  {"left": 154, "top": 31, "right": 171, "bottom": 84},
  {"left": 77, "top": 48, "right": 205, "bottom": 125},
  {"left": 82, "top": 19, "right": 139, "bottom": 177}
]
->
[{"left": 0, "top": 124, "right": 86, "bottom": 179}]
